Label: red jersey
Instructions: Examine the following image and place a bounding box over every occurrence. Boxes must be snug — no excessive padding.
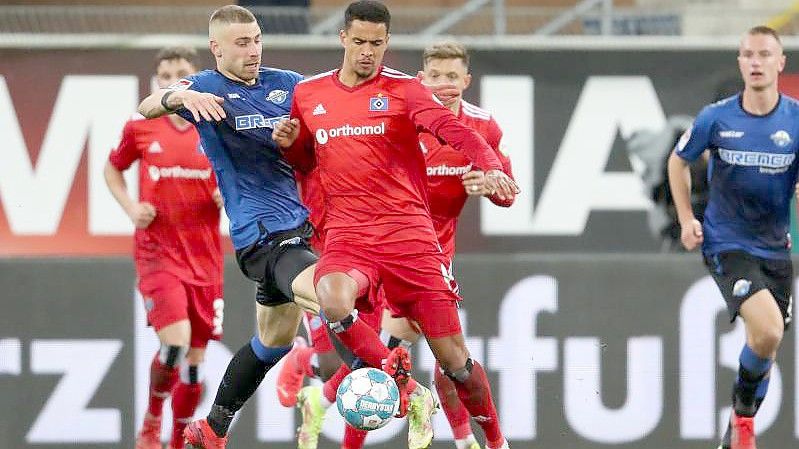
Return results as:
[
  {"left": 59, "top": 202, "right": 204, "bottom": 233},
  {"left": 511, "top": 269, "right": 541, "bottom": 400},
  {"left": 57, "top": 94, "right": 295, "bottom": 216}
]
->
[
  {"left": 421, "top": 100, "right": 515, "bottom": 259},
  {"left": 109, "top": 115, "right": 222, "bottom": 286},
  {"left": 289, "top": 66, "right": 502, "bottom": 244}
]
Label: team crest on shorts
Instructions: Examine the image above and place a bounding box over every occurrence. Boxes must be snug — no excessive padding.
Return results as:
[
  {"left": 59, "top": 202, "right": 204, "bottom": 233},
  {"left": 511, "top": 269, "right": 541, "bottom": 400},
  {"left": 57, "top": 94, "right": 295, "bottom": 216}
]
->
[
  {"left": 732, "top": 279, "right": 752, "bottom": 297},
  {"left": 144, "top": 297, "right": 155, "bottom": 312}
]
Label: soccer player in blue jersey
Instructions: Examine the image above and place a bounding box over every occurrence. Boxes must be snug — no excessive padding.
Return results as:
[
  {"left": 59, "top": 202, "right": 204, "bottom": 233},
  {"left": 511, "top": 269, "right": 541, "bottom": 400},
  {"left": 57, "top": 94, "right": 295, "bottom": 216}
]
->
[
  {"left": 668, "top": 25, "right": 796, "bottom": 449},
  {"left": 138, "top": 5, "right": 320, "bottom": 449}
]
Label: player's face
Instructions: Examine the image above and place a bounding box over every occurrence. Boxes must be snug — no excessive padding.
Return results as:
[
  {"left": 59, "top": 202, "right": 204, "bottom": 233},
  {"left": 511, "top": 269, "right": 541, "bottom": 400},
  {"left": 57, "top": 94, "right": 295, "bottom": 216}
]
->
[
  {"left": 211, "top": 21, "right": 262, "bottom": 83},
  {"left": 422, "top": 58, "right": 471, "bottom": 95},
  {"left": 738, "top": 33, "right": 785, "bottom": 91},
  {"left": 340, "top": 20, "right": 389, "bottom": 80},
  {"left": 155, "top": 58, "right": 196, "bottom": 90}
]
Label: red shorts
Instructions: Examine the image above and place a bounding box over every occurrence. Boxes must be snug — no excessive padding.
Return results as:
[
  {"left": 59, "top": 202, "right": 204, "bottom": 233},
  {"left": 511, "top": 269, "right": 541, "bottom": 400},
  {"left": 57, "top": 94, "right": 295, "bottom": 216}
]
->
[
  {"left": 314, "top": 237, "right": 461, "bottom": 338},
  {"left": 138, "top": 271, "right": 224, "bottom": 348}
]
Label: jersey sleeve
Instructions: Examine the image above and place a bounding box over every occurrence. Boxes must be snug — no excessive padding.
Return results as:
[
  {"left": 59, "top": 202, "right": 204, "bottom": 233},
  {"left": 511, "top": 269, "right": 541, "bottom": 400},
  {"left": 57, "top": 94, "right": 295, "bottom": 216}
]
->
[
  {"left": 485, "top": 119, "right": 515, "bottom": 207},
  {"left": 674, "top": 106, "right": 715, "bottom": 162},
  {"left": 282, "top": 90, "right": 316, "bottom": 174},
  {"left": 405, "top": 80, "right": 502, "bottom": 171},
  {"left": 166, "top": 74, "right": 205, "bottom": 125},
  {"left": 108, "top": 120, "right": 140, "bottom": 170}
]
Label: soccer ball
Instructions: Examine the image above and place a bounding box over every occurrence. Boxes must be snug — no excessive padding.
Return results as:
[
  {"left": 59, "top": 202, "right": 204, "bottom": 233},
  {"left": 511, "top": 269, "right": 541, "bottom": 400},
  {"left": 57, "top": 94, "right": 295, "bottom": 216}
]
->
[{"left": 336, "top": 367, "right": 400, "bottom": 431}]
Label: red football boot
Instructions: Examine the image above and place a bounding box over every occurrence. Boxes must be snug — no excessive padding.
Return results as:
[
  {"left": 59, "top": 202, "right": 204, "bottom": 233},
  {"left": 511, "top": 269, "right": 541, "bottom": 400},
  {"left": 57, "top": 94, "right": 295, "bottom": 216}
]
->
[
  {"left": 729, "top": 411, "right": 756, "bottom": 449},
  {"left": 276, "top": 336, "right": 309, "bottom": 407},
  {"left": 382, "top": 346, "right": 413, "bottom": 418},
  {"left": 135, "top": 415, "right": 162, "bottom": 449},
  {"left": 183, "top": 419, "right": 228, "bottom": 449}
]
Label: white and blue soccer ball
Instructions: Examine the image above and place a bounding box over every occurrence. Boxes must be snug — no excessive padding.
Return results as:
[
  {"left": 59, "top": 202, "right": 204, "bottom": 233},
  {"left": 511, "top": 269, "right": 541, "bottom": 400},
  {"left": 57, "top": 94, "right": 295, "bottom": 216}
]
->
[{"left": 336, "top": 367, "right": 400, "bottom": 431}]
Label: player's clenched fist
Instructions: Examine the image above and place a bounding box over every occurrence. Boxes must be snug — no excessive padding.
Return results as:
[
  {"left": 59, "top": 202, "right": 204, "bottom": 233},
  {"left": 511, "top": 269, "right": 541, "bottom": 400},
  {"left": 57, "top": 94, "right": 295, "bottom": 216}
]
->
[
  {"left": 272, "top": 118, "right": 300, "bottom": 148},
  {"left": 484, "top": 169, "right": 519, "bottom": 201},
  {"left": 679, "top": 218, "right": 703, "bottom": 251},
  {"left": 127, "top": 201, "right": 157, "bottom": 229},
  {"left": 173, "top": 90, "right": 226, "bottom": 122}
]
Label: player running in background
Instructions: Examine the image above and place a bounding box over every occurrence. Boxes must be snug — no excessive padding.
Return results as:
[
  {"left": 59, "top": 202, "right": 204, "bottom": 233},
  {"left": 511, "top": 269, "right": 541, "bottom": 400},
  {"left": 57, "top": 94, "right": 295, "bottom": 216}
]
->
[
  {"left": 273, "top": 3, "right": 518, "bottom": 449},
  {"left": 667, "top": 25, "right": 797, "bottom": 449},
  {"left": 105, "top": 46, "right": 224, "bottom": 449},
  {"left": 277, "top": 40, "right": 515, "bottom": 449},
  {"left": 137, "top": 6, "right": 320, "bottom": 449}
]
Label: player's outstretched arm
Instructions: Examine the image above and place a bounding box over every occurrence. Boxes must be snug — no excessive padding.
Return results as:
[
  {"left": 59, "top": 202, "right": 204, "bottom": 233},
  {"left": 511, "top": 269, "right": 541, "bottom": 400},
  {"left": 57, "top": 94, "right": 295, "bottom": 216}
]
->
[
  {"left": 138, "top": 89, "right": 226, "bottom": 122},
  {"left": 667, "top": 151, "right": 702, "bottom": 251}
]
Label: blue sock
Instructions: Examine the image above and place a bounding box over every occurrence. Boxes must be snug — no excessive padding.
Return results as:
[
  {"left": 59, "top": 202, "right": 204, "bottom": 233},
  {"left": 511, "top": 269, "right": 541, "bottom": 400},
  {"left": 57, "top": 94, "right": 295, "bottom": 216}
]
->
[
  {"left": 249, "top": 336, "right": 292, "bottom": 365},
  {"left": 735, "top": 344, "right": 772, "bottom": 414}
]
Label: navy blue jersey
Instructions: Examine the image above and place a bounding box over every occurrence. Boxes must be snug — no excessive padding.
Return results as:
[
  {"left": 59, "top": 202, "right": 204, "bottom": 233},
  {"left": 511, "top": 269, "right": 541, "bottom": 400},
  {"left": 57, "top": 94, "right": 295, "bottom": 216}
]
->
[
  {"left": 171, "top": 68, "right": 307, "bottom": 249},
  {"left": 676, "top": 93, "right": 799, "bottom": 259}
]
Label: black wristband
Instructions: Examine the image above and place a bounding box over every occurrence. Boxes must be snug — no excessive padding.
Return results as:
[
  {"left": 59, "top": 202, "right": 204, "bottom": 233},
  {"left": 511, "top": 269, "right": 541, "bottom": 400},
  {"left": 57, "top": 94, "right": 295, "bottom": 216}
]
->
[{"left": 160, "top": 90, "right": 177, "bottom": 112}]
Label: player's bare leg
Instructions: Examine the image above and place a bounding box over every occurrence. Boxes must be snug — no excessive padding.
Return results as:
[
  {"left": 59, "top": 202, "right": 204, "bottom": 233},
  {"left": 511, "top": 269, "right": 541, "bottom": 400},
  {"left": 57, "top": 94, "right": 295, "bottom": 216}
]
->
[
  {"left": 292, "top": 264, "right": 321, "bottom": 314},
  {"left": 427, "top": 334, "right": 507, "bottom": 449},
  {"left": 721, "top": 290, "right": 783, "bottom": 449},
  {"left": 137, "top": 319, "right": 191, "bottom": 449}
]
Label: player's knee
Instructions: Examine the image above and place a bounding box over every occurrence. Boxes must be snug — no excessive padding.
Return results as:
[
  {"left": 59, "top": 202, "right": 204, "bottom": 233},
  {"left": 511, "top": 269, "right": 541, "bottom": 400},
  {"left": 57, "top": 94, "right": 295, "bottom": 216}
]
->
[
  {"left": 436, "top": 344, "right": 470, "bottom": 374},
  {"left": 159, "top": 344, "right": 189, "bottom": 368},
  {"left": 317, "top": 288, "right": 355, "bottom": 322},
  {"left": 185, "top": 348, "right": 206, "bottom": 366},
  {"left": 750, "top": 326, "right": 783, "bottom": 354}
]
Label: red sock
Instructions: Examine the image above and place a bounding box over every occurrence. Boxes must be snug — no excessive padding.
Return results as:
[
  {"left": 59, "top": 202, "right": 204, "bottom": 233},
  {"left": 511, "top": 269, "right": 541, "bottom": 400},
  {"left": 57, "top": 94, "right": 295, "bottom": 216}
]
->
[
  {"left": 147, "top": 354, "right": 179, "bottom": 417},
  {"left": 330, "top": 316, "right": 389, "bottom": 369},
  {"left": 434, "top": 362, "right": 472, "bottom": 439},
  {"left": 296, "top": 346, "right": 317, "bottom": 378},
  {"left": 451, "top": 361, "right": 504, "bottom": 448},
  {"left": 170, "top": 382, "right": 203, "bottom": 449},
  {"left": 323, "top": 364, "right": 352, "bottom": 403},
  {"left": 342, "top": 424, "right": 368, "bottom": 449}
]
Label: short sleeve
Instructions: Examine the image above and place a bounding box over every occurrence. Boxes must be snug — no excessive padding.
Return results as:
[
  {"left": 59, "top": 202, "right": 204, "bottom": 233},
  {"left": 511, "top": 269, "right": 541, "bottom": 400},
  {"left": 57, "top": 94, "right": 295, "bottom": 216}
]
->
[
  {"left": 108, "top": 120, "right": 140, "bottom": 170},
  {"left": 674, "top": 106, "right": 715, "bottom": 162},
  {"left": 166, "top": 74, "right": 203, "bottom": 124}
]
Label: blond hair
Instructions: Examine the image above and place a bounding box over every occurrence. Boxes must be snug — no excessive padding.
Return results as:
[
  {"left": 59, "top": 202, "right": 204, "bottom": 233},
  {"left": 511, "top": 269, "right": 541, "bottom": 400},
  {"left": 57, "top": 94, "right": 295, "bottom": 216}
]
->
[
  {"left": 209, "top": 4, "right": 256, "bottom": 27},
  {"left": 423, "top": 41, "right": 469, "bottom": 68}
]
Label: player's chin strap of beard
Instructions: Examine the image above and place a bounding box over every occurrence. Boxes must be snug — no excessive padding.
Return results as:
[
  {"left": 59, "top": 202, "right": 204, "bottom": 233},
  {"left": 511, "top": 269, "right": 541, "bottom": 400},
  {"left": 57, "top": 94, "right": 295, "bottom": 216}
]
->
[{"left": 444, "top": 357, "right": 474, "bottom": 383}]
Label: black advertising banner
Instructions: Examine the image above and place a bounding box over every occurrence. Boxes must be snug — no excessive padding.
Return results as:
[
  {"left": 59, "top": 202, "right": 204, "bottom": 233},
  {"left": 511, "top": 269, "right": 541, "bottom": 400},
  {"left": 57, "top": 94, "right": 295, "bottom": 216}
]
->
[{"left": 1, "top": 256, "right": 796, "bottom": 449}]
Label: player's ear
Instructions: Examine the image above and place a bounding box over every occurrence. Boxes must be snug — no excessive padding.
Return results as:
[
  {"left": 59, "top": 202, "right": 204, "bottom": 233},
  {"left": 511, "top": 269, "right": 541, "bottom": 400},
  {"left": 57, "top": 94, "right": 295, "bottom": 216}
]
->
[
  {"left": 209, "top": 39, "right": 222, "bottom": 58},
  {"left": 779, "top": 54, "right": 786, "bottom": 73},
  {"left": 339, "top": 29, "right": 347, "bottom": 48},
  {"left": 463, "top": 73, "right": 472, "bottom": 90}
]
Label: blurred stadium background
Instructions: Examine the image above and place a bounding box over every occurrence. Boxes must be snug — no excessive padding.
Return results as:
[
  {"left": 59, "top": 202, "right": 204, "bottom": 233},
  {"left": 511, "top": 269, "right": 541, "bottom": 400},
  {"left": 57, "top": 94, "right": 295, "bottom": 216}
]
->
[{"left": 2, "top": 1, "right": 799, "bottom": 448}]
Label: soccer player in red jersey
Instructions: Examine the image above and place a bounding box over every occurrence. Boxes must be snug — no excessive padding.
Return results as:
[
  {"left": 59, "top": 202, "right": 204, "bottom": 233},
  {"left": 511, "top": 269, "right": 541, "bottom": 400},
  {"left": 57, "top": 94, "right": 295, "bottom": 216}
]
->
[
  {"left": 273, "top": 3, "right": 517, "bottom": 449},
  {"left": 104, "top": 47, "right": 224, "bottom": 449},
  {"left": 276, "top": 40, "right": 515, "bottom": 449}
]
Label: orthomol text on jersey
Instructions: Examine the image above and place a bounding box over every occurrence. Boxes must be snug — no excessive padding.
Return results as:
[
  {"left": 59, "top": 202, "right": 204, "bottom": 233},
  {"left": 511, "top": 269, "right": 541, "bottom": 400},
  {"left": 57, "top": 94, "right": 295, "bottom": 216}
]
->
[
  {"left": 427, "top": 163, "right": 473, "bottom": 177},
  {"left": 148, "top": 165, "right": 213, "bottom": 182},
  {"left": 314, "top": 122, "right": 386, "bottom": 145}
]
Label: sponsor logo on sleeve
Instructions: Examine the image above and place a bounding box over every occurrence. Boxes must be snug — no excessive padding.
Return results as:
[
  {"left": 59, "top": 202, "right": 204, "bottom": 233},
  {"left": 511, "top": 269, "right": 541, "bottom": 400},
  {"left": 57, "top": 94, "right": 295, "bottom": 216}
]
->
[{"left": 167, "top": 79, "right": 193, "bottom": 91}]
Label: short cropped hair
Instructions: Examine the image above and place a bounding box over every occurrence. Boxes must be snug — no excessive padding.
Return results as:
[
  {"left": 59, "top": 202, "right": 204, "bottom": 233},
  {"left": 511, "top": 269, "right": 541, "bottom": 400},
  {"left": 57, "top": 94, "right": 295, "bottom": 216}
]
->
[
  {"left": 209, "top": 4, "right": 256, "bottom": 27},
  {"left": 344, "top": 1, "right": 390, "bottom": 32},
  {"left": 154, "top": 46, "right": 198, "bottom": 69},
  {"left": 747, "top": 25, "right": 782, "bottom": 45},
  {"left": 423, "top": 41, "right": 469, "bottom": 68}
]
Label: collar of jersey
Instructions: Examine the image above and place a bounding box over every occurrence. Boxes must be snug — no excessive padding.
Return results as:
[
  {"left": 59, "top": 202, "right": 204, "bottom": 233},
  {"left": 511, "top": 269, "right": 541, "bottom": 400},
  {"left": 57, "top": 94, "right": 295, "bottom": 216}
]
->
[
  {"left": 738, "top": 92, "right": 782, "bottom": 118},
  {"left": 331, "top": 65, "right": 383, "bottom": 92},
  {"left": 215, "top": 69, "right": 262, "bottom": 88}
]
